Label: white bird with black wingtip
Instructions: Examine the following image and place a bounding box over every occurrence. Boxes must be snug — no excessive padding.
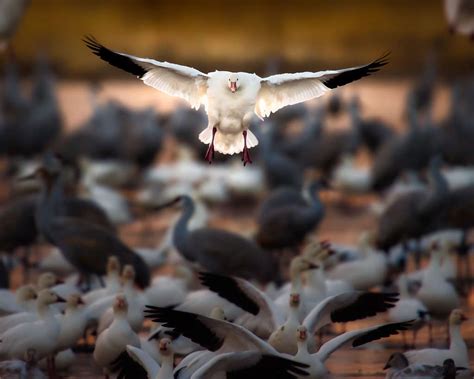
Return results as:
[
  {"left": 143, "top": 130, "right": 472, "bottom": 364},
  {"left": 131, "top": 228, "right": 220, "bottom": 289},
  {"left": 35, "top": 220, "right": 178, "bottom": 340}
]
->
[{"left": 84, "top": 36, "right": 388, "bottom": 165}]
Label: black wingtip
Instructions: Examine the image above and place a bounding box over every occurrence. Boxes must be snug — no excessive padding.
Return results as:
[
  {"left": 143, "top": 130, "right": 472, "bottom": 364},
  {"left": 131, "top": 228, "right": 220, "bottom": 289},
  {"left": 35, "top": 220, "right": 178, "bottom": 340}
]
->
[
  {"left": 83, "top": 35, "right": 102, "bottom": 54},
  {"left": 352, "top": 320, "right": 415, "bottom": 348},
  {"left": 82, "top": 35, "right": 147, "bottom": 78}
]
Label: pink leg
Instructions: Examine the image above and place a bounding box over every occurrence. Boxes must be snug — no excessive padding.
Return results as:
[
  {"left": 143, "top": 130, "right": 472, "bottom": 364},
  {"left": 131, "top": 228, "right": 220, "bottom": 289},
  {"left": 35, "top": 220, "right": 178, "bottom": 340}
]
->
[
  {"left": 204, "top": 127, "right": 217, "bottom": 164},
  {"left": 241, "top": 130, "right": 252, "bottom": 166}
]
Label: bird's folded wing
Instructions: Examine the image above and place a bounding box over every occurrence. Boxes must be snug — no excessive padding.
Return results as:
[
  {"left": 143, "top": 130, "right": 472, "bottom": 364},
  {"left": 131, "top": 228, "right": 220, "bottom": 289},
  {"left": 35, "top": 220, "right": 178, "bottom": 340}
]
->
[
  {"left": 84, "top": 36, "right": 208, "bottom": 109},
  {"left": 255, "top": 54, "right": 389, "bottom": 118},
  {"left": 316, "top": 320, "right": 413, "bottom": 362}
]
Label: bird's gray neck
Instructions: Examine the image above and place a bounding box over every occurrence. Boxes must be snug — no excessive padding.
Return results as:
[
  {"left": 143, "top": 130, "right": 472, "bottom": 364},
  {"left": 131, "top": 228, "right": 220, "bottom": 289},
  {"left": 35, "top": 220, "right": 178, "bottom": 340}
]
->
[{"left": 172, "top": 197, "right": 195, "bottom": 259}]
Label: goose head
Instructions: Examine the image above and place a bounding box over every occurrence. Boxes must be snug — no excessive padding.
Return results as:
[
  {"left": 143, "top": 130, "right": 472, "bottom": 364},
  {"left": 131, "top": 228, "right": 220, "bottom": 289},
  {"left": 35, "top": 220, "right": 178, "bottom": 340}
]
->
[
  {"left": 16, "top": 285, "right": 37, "bottom": 302},
  {"left": 290, "top": 256, "right": 319, "bottom": 278},
  {"left": 383, "top": 352, "right": 409, "bottom": 370},
  {"left": 107, "top": 256, "right": 120, "bottom": 276},
  {"left": 37, "top": 289, "right": 66, "bottom": 306},
  {"left": 296, "top": 325, "right": 308, "bottom": 342},
  {"left": 450, "top": 309, "right": 468, "bottom": 325},
  {"left": 121, "top": 265, "right": 135, "bottom": 285},
  {"left": 289, "top": 293, "right": 301, "bottom": 308},
  {"left": 159, "top": 338, "right": 173, "bottom": 356},
  {"left": 303, "top": 239, "right": 333, "bottom": 263},
  {"left": 228, "top": 73, "right": 240, "bottom": 93},
  {"left": 210, "top": 307, "right": 227, "bottom": 321},
  {"left": 113, "top": 293, "right": 128, "bottom": 316},
  {"left": 66, "top": 293, "right": 85, "bottom": 309},
  {"left": 37, "top": 272, "right": 63, "bottom": 290}
]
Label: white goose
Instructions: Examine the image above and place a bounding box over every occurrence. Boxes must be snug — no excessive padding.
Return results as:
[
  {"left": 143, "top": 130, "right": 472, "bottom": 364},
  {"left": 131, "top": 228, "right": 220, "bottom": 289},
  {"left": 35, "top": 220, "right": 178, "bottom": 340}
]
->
[
  {"left": 293, "top": 320, "right": 412, "bottom": 379},
  {"left": 112, "top": 339, "right": 174, "bottom": 379},
  {"left": 199, "top": 271, "right": 399, "bottom": 355},
  {"left": 145, "top": 301, "right": 410, "bottom": 379},
  {"left": 97, "top": 265, "right": 146, "bottom": 333},
  {"left": 55, "top": 294, "right": 88, "bottom": 353},
  {"left": 404, "top": 309, "right": 470, "bottom": 372},
  {"left": 0, "top": 290, "right": 65, "bottom": 377},
  {"left": 0, "top": 349, "right": 47, "bottom": 379},
  {"left": 327, "top": 232, "right": 387, "bottom": 291},
  {"left": 274, "top": 256, "right": 319, "bottom": 318},
  {"left": 83, "top": 256, "right": 121, "bottom": 304},
  {"left": 388, "top": 275, "right": 428, "bottom": 348},
  {"left": 93, "top": 294, "right": 141, "bottom": 376},
  {"left": 384, "top": 353, "right": 463, "bottom": 379},
  {"left": 415, "top": 243, "right": 460, "bottom": 319},
  {"left": 84, "top": 36, "right": 388, "bottom": 164},
  {"left": 0, "top": 285, "right": 37, "bottom": 315}
]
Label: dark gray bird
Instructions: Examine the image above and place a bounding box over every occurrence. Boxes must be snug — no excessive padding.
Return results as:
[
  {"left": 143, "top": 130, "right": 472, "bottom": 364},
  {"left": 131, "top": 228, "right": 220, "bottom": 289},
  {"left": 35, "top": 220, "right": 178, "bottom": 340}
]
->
[
  {"left": 30, "top": 160, "right": 149, "bottom": 288},
  {"left": 156, "top": 195, "right": 279, "bottom": 284},
  {"left": 349, "top": 96, "right": 394, "bottom": 154},
  {"left": 376, "top": 157, "right": 450, "bottom": 250},
  {"left": 256, "top": 179, "right": 326, "bottom": 251}
]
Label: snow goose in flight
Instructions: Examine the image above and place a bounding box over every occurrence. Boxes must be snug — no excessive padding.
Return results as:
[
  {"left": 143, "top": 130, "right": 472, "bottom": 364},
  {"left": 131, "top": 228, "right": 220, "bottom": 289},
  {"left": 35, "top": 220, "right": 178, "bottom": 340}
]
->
[
  {"left": 444, "top": 0, "right": 474, "bottom": 39},
  {"left": 84, "top": 36, "right": 388, "bottom": 164}
]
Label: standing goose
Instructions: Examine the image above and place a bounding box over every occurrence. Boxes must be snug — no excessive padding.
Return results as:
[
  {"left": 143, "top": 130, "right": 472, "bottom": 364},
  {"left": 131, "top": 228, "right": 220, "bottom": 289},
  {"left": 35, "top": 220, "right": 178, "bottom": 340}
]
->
[
  {"left": 156, "top": 195, "right": 278, "bottom": 284},
  {"left": 84, "top": 36, "right": 388, "bottom": 164},
  {"left": 404, "top": 309, "right": 470, "bottom": 372},
  {"left": 93, "top": 294, "right": 141, "bottom": 377},
  {"left": 0, "top": 290, "right": 65, "bottom": 378},
  {"left": 384, "top": 353, "right": 464, "bottom": 379}
]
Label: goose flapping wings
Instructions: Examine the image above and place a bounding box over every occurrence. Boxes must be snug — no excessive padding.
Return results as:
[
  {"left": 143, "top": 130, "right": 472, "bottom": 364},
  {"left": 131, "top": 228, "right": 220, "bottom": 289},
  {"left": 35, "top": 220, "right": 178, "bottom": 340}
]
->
[{"left": 84, "top": 36, "right": 388, "bottom": 163}]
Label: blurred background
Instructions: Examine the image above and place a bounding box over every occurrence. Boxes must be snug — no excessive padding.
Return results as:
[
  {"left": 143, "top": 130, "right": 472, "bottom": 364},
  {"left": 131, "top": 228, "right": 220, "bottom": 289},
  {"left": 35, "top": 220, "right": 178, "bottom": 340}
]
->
[{"left": 8, "top": 0, "right": 474, "bottom": 76}]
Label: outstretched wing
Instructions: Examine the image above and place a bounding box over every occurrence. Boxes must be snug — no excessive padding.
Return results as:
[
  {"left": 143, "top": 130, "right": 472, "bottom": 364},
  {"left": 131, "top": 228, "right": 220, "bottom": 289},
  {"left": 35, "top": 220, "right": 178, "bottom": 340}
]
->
[
  {"left": 255, "top": 54, "right": 389, "bottom": 118},
  {"left": 303, "top": 291, "right": 399, "bottom": 335},
  {"left": 316, "top": 321, "right": 413, "bottom": 362},
  {"left": 84, "top": 36, "right": 208, "bottom": 109}
]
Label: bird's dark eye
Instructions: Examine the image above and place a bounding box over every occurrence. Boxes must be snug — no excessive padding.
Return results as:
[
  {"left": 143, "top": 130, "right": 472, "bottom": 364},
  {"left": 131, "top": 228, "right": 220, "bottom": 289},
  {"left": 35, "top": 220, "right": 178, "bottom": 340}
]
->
[{"left": 236, "top": 78, "right": 239, "bottom": 81}]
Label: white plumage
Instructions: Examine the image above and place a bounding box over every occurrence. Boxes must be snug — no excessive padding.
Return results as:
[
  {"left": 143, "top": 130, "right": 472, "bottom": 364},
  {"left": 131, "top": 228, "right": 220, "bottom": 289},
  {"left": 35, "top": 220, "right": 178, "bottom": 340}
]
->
[{"left": 84, "top": 37, "right": 388, "bottom": 163}]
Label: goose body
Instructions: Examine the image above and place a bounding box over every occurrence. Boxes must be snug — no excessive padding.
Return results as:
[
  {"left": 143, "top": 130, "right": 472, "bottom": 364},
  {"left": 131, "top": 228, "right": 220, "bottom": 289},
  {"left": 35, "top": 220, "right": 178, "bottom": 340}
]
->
[
  {"left": 0, "top": 290, "right": 64, "bottom": 361},
  {"left": 85, "top": 37, "right": 388, "bottom": 163},
  {"left": 404, "top": 310, "right": 470, "bottom": 373}
]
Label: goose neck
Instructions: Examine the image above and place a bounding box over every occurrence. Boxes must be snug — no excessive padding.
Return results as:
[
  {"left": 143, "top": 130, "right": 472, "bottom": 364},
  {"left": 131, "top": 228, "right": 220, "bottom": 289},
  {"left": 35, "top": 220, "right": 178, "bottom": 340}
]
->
[{"left": 172, "top": 197, "right": 195, "bottom": 254}]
